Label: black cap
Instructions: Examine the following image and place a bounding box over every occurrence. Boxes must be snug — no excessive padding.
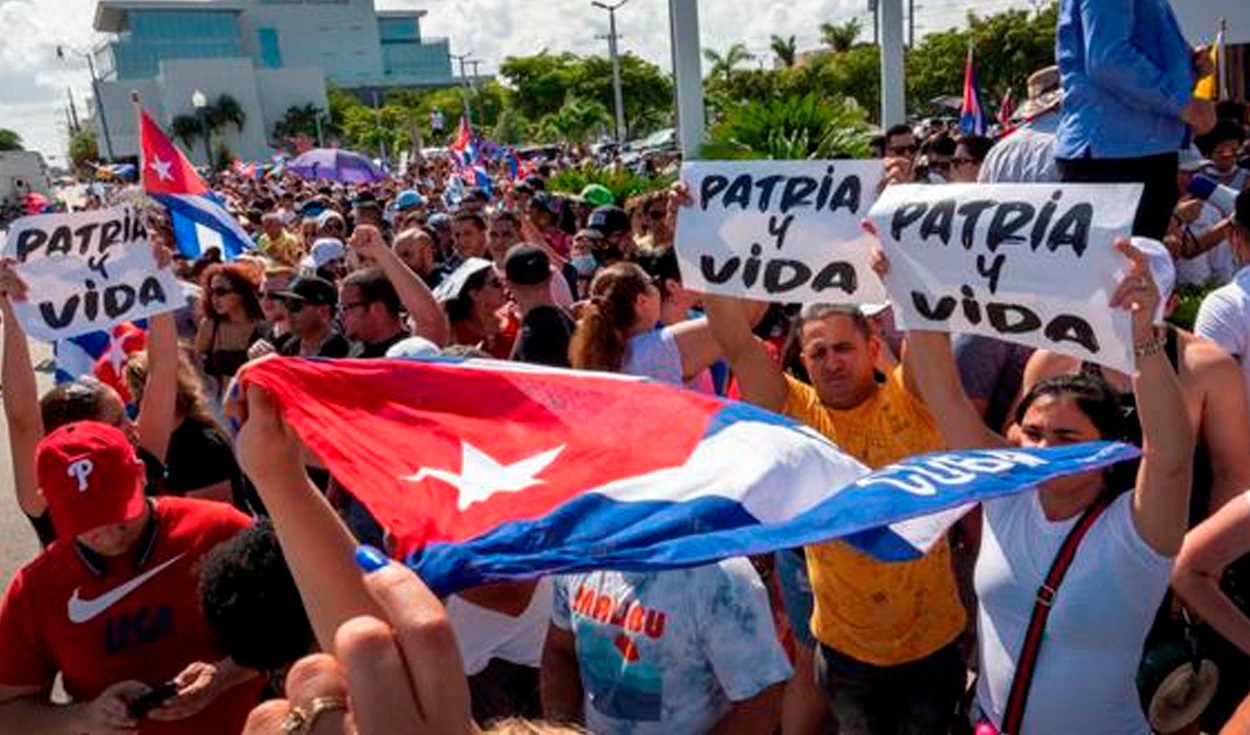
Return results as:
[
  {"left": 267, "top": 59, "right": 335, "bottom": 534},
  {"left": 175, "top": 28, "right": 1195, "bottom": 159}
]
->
[
  {"left": 587, "top": 205, "right": 631, "bottom": 236},
  {"left": 504, "top": 244, "right": 551, "bottom": 286},
  {"left": 352, "top": 191, "right": 380, "bottom": 210},
  {"left": 276, "top": 276, "right": 338, "bottom": 307},
  {"left": 1237, "top": 188, "right": 1250, "bottom": 232},
  {"left": 464, "top": 187, "right": 490, "bottom": 203}
]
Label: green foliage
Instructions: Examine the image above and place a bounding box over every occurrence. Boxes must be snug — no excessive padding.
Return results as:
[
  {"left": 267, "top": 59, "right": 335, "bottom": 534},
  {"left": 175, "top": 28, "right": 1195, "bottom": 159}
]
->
[
  {"left": 0, "top": 128, "right": 23, "bottom": 151},
  {"left": 702, "top": 93, "right": 872, "bottom": 160},
  {"left": 170, "top": 114, "right": 204, "bottom": 149},
  {"left": 537, "top": 98, "right": 611, "bottom": 145},
  {"left": 498, "top": 51, "right": 672, "bottom": 140},
  {"left": 272, "top": 103, "right": 327, "bottom": 143},
  {"left": 1169, "top": 284, "right": 1216, "bottom": 332},
  {"left": 208, "top": 94, "right": 246, "bottom": 134},
  {"left": 771, "top": 35, "right": 797, "bottom": 68},
  {"left": 820, "top": 18, "right": 862, "bottom": 52},
  {"left": 906, "top": 4, "right": 1058, "bottom": 115},
  {"left": 703, "top": 43, "right": 753, "bottom": 83},
  {"left": 547, "top": 165, "right": 673, "bottom": 205},
  {"left": 493, "top": 108, "right": 530, "bottom": 145},
  {"left": 69, "top": 129, "right": 98, "bottom": 170}
]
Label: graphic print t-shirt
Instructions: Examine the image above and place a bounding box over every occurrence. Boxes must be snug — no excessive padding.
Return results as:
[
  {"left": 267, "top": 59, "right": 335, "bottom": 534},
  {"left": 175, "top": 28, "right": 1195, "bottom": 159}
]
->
[{"left": 552, "top": 559, "right": 792, "bottom": 735}]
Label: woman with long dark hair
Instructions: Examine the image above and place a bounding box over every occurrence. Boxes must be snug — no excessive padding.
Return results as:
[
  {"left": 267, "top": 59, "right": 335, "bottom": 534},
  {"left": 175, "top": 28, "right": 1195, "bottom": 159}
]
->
[
  {"left": 879, "top": 239, "right": 1195, "bottom": 733},
  {"left": 569, "top": 261, "right": 722, "bottom": 385},
  {"left": 195, "top": 263, "right": 268, "bottom": 389}
]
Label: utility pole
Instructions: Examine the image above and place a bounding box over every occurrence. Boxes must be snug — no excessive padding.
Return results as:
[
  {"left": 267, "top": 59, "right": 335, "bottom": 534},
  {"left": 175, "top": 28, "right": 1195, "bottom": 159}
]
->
[
  {"left": 868, "top": 0, "right": 880, "bottom": 46},
  {"left": 58, "top": 45, "right": 115, "bottom": 160},
  {"left": 66, "top": 87, "right": 81, "bottom": 134},
  {"left": 593, "top": 0, "right": 630, "bottom": 145},
  {"left": 449, "top": 51, "right": 473, "bottom": 125},
  {"left": 908, "top": 0, "right": 916, "bottom": 49},
  {"left": 372, "top": 89, "right": 386, "bottom": 163}
]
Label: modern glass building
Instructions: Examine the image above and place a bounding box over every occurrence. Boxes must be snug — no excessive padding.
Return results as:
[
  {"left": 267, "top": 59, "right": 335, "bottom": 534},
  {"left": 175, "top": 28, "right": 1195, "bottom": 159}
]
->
[
  {"left": 94, "top": 0, "right": 453, "bottom": 87},
  {"left": 89, "top": 0, "right": 454, "bottom": 162}
]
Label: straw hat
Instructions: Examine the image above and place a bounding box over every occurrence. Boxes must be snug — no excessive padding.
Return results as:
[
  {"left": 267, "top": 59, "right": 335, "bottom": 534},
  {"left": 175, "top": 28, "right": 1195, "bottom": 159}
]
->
[{"left": 1015, "top": 66, "right": 1063, "bottom": 121}]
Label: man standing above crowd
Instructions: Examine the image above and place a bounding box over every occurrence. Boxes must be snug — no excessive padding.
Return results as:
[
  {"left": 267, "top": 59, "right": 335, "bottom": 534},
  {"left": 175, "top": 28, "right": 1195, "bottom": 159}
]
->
[
  {"left": 1053, "top": 0, "right": 1216, "bottom": 239},
  {"left": 703, "top": 297, "right": 966, "bottom": 735}
]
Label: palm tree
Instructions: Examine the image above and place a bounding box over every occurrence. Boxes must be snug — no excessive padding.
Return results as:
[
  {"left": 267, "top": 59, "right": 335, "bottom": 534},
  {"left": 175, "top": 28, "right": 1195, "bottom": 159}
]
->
[
  {"left": 170, "top": 115, "right": 204, "bottom": 150},
  {"left": 703, "top": 43, "right": 753, "bottom": 83},
  {"left": 0, "top": 128, "right": 23, "bottom": 151},
  {"left": 770, "top": 35, "right": 798, "bottom": 68},
  {"left": 820, "top": 18, "right": 862, "bottom": 52},
  {"left": 207, "top": 94, "right": 246, "bottom": 135}
]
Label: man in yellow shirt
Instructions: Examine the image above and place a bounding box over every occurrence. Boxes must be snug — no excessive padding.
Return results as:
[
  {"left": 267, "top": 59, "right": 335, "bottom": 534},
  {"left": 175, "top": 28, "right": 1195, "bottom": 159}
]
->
[
  {"left": 705, "top": 297, "right": 966, "bottom": 735},
  {"left": 258, "top": 213, "right": 304, "bottom": 267}
]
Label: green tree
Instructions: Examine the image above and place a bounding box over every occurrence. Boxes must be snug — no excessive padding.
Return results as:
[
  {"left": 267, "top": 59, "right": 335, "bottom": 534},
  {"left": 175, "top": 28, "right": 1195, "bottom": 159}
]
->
[
  {"left": 702, "top": 43, "right": 753, "bottom": 83},
  {"left": 0, "top": 129, "right": 23, "bottom": 151},
  {"left": 820, "top": 19, "right": 862, "bottom": 52},
  {"left": 905, "top": 4, "right": 1057, "bottom": 116},
  {"left": 499, "top": 51, "right": 672, "bottom": 140},
  {"left": 272, "top": 103, "right": 328, "bottom": 144},
  {"left": 538, "top": 98, "right": 610, "bottom": 145},
  {"left": 69, "top": 129, "right": 98, "bottom": 170},
  {"left": 170, "top": 114, "right": 204, "bottom": 150},
  {"left": 207, "top": 94, "right": 246, "bottom": 135},
  {"left": 770, "top": 35, "right": 798, "bottom": 69},
  {"left": 702, "top": 92, "right": 872, "bottom": 160},
  {"left": 493, "top": 108, "right": 530, "bottom": 145}
]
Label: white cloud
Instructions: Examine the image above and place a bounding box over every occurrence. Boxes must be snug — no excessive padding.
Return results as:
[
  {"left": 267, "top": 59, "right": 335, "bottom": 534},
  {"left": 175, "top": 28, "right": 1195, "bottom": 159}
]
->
[{"left": 2, "top": 0, "right": 1011, "bottom": 160}]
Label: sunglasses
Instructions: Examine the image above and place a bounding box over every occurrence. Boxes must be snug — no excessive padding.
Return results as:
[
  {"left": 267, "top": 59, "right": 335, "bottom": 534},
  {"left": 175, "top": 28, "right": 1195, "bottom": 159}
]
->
[
  {"left": 284, "top": 298, "right": 307, "bottom": 313},
  {"left": 888, "top": 144, "right": 918, "bottom": 156}
]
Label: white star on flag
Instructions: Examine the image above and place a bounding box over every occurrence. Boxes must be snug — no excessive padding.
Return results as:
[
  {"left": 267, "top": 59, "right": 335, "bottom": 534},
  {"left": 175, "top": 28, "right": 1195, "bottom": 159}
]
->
[
  {"left": 402, "top": 441, "right": 566, "bottom": 511},
  {"left": 149, "top": 157, "right": 173, "bottom": 182}
]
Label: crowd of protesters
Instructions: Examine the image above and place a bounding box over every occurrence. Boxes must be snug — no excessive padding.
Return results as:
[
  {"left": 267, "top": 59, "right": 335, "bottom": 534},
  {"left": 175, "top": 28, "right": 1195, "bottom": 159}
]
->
[{"left": 4, "top": 1, "right": 1250, "bottom": 734}]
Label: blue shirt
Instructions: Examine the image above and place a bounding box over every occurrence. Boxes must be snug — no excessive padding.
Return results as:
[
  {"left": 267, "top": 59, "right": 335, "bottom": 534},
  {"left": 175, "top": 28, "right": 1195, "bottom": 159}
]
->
[{"left": 1054, "top": 0, "right": 1194, "bottom": 160}]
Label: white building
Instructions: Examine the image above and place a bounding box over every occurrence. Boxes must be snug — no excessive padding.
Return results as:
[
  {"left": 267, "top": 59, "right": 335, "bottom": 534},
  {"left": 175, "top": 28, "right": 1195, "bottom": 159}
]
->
[
  {"left": 90, "top": 0, "right": 453, "bottom": 164},
  {"left": 0, "top": 151, "right": 51, "bottom": 202}
]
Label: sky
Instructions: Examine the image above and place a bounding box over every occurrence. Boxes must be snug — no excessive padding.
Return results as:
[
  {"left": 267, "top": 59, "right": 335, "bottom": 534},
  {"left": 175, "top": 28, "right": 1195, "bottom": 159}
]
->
[{"left": 0, "top": 0, "right": 1034, "bottom": 163}]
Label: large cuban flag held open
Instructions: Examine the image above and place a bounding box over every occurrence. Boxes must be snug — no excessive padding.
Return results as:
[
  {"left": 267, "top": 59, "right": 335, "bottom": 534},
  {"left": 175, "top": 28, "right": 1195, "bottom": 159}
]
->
[{"left": 240, "top": 357, "right": 1137, "bottom": 595}]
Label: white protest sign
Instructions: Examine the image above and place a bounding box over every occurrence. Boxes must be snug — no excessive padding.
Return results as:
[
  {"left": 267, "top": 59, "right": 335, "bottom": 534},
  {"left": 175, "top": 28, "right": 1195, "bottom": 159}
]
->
[
  {"left": 4, "top": 207, "right": 183, "bottom": 341},
  {"left": 866, "top": 183, "right": 1142, "bottom": 373},
  {"left": 675, "top": 160, "right": 886, "bottom": 304}
]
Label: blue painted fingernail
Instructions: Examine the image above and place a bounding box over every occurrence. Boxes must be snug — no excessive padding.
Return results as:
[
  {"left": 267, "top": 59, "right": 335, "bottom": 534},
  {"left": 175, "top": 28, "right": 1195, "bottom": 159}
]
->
[{"left": 355, "top": 545, "right": 389, "bottom": 573}]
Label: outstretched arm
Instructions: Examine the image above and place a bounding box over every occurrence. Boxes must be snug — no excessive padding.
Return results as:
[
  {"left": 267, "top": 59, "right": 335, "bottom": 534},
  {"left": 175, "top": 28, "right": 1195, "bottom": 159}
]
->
[
  {"left": 702, "top": 295, "right": 786, "bottom": 413},
  {"left": 349, "top": 225, "right": 450, "bottom": 347}
]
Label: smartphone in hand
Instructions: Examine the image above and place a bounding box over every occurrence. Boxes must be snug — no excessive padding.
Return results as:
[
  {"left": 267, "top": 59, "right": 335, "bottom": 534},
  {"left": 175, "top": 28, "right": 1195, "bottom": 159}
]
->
[{"left": 128, "top": 681, "right": 178, "bottom": 719}]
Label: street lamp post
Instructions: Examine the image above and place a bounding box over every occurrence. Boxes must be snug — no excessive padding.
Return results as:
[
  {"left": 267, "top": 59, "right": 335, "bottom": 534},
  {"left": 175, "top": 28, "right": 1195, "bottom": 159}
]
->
[
  {"left": 192, "top": 89, "right": 212, "bottom": 176},
  {"left": 592, "top": 0, "right": 630, "bottom": 145},
  {"left": 449, "top": 51, "right": 474, "bottom": 125},
  {"left": 57, "top": 45, "right": 116, "bottom": 161}
]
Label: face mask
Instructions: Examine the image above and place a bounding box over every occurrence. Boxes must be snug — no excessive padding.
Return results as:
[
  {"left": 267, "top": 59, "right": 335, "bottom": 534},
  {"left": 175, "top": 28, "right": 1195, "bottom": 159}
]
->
[{"left": 572, "top": 255, "right": 598, "bottom": 276}]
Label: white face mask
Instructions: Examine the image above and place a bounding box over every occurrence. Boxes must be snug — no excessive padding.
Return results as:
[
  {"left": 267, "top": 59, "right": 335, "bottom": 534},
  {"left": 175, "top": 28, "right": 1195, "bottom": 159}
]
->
[{"left": 927, "top": 171, "right": 948, "bottom": 184}]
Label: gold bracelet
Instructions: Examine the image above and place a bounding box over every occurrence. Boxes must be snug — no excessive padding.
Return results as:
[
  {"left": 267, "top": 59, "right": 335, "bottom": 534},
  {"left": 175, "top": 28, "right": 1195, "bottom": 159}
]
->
[{"left": 1134, "top": 333, "right": 1166, "bottom": 358}]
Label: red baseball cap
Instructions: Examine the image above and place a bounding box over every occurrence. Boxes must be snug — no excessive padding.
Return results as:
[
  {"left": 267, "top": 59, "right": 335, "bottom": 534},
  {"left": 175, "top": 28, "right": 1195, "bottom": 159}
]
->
[{"left": 36, "top": 421, "right": 147, "bottom": 539}]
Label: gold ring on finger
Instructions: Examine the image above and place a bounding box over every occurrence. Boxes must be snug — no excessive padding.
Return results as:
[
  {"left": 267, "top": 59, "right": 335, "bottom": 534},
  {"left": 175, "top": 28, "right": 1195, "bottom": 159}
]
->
[{"left": 281, "top": 696, "right": 349, "bottom": 734}]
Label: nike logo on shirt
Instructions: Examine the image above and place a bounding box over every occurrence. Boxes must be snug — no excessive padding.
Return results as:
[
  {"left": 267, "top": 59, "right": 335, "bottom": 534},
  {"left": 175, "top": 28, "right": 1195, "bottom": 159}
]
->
[{"left": 67, "top": 554, "right": 186, "bottom": 624}]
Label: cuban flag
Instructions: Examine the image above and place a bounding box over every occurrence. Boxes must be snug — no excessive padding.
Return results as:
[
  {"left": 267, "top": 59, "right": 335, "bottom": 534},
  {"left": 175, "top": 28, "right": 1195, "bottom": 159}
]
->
[
  {"left": 450, "top": 115, "right": 477, "bottom": 167},
  {"left": 54, "top": 323, "right": 148, "bottom": 405},
  {"left": 239, "top": 357, "right": 1138, "bottom": 595},
  {"left": 960, "top": 43, "right": 987, "bottom": 137},
  {"left": 139, "top": 107, "right": 253, "bottom": 260},
  {"left": 503, "top": 147, "right": 521, "bottom": 181}
]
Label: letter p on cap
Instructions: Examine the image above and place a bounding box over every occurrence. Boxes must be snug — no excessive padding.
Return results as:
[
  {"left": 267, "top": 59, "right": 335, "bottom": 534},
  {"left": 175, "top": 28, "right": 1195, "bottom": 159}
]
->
[{"left": 67, "top": 458, "right": 95, "bottom": 492}]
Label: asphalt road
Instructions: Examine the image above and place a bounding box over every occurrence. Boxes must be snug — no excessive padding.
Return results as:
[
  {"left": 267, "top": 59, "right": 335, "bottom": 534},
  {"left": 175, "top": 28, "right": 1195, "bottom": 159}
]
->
[{"left": 0, "top": 335, "right": 53, "bottom": 591}]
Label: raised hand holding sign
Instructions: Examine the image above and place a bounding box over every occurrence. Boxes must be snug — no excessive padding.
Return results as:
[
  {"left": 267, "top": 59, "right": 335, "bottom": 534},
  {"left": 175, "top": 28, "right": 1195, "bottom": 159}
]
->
[{"left": 2, "top": 207, "right": 184, "bottom": 341}]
